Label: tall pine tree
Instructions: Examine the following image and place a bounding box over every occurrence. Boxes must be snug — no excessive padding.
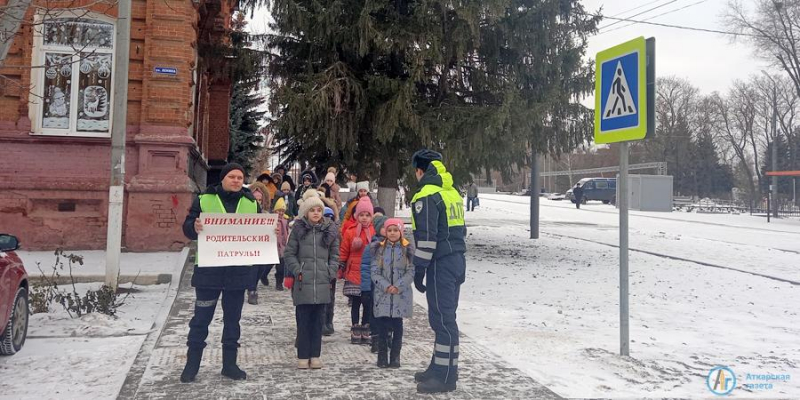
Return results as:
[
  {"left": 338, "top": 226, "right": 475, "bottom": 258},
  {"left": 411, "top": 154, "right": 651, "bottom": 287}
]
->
[
  {"left": 227, "top": 13, "right": 266, "bottom": 174},
  {"left": 267, "top": 0, "right": 599, "bottom": 207}
]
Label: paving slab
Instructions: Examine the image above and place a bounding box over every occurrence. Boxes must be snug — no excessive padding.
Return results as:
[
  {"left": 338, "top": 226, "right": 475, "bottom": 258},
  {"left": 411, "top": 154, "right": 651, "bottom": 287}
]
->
[{"left": 121, "top": 261, "right": 561, "bottom": 400}]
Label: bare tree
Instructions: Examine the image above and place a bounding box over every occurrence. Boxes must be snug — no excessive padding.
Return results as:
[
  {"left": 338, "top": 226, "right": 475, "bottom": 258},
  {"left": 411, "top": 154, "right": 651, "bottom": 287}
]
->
[
  {"left": 726, "top": 0, "right": 800, "bottom": 101},
  {"left": 709, "top": 87, "right": 760, "bottom": 204}
]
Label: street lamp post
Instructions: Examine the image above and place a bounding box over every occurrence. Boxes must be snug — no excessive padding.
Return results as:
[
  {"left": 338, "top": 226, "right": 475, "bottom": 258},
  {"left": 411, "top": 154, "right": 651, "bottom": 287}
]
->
[{"left": 761, "top": 70, "right": 779, "bottom": 219}]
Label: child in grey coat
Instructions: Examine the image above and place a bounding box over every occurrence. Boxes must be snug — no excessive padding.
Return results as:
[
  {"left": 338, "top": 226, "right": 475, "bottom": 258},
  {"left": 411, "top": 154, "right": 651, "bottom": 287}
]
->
[{"left": 370, "top": 218, "right": 415, "bottom": 368}]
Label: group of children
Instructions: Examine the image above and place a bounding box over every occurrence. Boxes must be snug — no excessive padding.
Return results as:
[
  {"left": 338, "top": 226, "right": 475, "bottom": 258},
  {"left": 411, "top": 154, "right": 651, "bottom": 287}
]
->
[{"left": 253, "top": 170, "right": 415, "bottom": 370}]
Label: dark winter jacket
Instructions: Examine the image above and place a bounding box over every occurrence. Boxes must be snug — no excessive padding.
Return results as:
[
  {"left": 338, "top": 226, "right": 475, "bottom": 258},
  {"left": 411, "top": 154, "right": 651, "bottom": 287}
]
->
[
  {"left": 411, "top": 160, "right": 467, "bottom": 273},
  {"left": 284, "top": 217, "right": 340, "bottom": 306},
  {"left": 282, "top": 173, "right": 296, "bottom": 192},
  {"left": 371, "top": 238, "right": 415, "bottom": 318},
  {"left": 182, "top": 185, "right": 262, "bottom": 290},
  {"left": 573, "top": 186, "right": 584, "bottom": 200},
  {"left": 294, "top": 170, "right": 318, "bottom": 209}
]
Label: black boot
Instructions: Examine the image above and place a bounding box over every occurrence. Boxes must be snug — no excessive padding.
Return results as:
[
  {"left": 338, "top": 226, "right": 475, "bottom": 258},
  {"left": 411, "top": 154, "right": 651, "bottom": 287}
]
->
[
  {"left": 370, "top": 334, "right": 379, "bottom": 353},
  {"left": 322, "top": 323, "right": 334, "bottom": 336},
  {"left": 417, "top": 377, "right": 457, "bottom": 393},
  {"left": 389, "top": 338, "right": 401, "bottom": 368},
  {"left": 275, "top": 280, "right": 284, "bottom": 291},
  {"left": 414, "top": 362, "right": 434, "bottom": 382},
  {"left": 377, "top": 337, "right": 389, "bottom": 368},
  {"left": 221, "top": 348, "right": 247, "bottom": 380},
  {"left": 180, "top": 348, "right": 203, "bottom": 383}
]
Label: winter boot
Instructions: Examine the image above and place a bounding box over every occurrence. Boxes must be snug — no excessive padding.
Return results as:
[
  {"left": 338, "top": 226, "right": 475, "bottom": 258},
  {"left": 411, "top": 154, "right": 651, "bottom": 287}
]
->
[
  {"left": 350, "top": 325, "right": 361, "bottom": 344},
  {"left": 414, "top": 367, "right": 435, "bottom": 383},
  {"left": 389, "top": 338, "right": 401, "bottom": 368},
  {"left": 180, "top": 348, "right": 203, "bottom": 383},
  {"left": 247, "top": 290, "right": 258, "bottom": 305},
  {"left": 323, "top": 322, "right": 334, "bottom": 336},
  {"left": 417, "top": 377, "right": 457, "bottom": 394},
  {"left": 370, "top": 334, "right": 379, "bottom": 353},
  {"left": 297, "top": 359, "right": 309, "bottom": 369},
  {"left": 360, "top": 324, "right": 370, "bottom": 344},
  {"left": 377, "top": 337, "right": 389, "bottom": 368},
  {"left": 275, "top": 280, "right": 284, "bottom": 291},
  {"left": 310, "top": 357, "right": 323, "bottom": 369},
  {"left": 221, "top": 349, "right": 247, "bottom": 380}
]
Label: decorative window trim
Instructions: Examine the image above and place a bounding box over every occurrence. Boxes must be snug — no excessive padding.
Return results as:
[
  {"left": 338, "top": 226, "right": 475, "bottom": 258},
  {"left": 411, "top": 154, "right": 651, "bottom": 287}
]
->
[{"left": 28, "top": 10, "right": 117, "bottom": 138}]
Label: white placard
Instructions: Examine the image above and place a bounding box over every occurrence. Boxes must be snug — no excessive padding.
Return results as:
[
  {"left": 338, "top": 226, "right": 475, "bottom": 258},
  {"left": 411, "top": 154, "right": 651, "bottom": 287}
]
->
[{"left": 197, "top": 212, "right": 280, "bottom": 267}]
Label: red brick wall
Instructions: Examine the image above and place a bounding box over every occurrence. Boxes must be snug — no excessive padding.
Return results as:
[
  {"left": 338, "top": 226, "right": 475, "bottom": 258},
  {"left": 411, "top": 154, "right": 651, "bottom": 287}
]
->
[{"left": 0, "top": 0, "right": 239, "bottom": 251}]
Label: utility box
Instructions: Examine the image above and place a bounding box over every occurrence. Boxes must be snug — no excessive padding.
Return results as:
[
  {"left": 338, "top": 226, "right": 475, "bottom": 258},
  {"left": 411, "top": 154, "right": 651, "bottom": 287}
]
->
[{"left": 617, "top": 174, "right": 673, "bottom": 212}]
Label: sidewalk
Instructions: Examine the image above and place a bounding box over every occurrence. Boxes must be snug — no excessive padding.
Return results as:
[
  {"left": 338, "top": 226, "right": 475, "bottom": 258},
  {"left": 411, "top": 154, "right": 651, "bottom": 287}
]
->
[{"left": 120, "top": 260, "right": 561, "bottom": 399}]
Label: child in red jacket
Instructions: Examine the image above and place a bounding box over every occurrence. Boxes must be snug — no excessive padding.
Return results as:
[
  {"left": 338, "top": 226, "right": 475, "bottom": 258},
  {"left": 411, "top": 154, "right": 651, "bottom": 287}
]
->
[{"left": 339, "top": 196, "right": 375, "bottom": 344}]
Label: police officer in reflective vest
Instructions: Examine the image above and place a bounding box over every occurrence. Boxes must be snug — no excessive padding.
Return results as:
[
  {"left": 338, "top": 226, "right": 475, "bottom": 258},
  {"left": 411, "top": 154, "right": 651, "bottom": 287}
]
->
[
  {"left": 180, "top": 163, "right": 261, "bottom": 383},
  {"left": 410, "top": 150, "right": 467, "bottom": 393}
]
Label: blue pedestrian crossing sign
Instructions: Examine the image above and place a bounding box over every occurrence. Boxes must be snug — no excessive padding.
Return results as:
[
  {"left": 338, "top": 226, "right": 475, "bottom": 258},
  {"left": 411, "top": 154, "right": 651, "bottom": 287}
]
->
[{"left": 594, "top": 37, "right": 654, "bottom": 144}]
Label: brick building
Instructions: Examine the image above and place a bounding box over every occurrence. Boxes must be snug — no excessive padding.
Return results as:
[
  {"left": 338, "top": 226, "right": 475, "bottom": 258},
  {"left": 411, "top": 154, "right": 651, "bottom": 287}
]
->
[{"left": 0, "top": 0, "right": 238, "bottom": 250}]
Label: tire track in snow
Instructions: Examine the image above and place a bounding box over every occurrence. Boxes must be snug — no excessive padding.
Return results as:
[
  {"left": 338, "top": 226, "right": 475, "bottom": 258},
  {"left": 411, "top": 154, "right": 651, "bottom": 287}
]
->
[{"left": 469, "top": 215, "right": 800, "bottom": 287}]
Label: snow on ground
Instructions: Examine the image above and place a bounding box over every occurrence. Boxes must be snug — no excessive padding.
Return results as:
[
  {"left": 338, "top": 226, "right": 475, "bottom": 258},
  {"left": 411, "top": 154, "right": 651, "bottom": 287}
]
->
[
  {"left": 16, "top": 250, "right": 183, "bottom": 278},
  {"left": 408, "top": 194, "right": 799, "bottom": 398},
  {"left": 0, "top": 250, "right": 185, "bottom": 400}
]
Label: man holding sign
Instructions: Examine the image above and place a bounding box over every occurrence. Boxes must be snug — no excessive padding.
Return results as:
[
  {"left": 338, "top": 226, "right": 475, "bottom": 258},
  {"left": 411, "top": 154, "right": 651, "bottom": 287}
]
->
[{"left": 179, "top": 163, "right": 269, "bottom": 383}]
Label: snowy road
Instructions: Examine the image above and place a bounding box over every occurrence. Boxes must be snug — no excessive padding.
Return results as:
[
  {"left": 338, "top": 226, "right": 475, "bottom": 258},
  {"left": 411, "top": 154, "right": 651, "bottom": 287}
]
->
[
  {"left": 424, "top": 194, "right": 800, "bottom": 398},
  {"left": 479, "top": 194, "right": 800, "bottom": 284}
]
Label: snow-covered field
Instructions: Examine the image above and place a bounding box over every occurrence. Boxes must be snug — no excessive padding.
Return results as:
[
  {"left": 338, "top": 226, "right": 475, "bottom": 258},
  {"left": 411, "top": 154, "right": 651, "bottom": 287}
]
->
[
  {"left": 413, "top": 194, "right": 800, "bottom": 398},
  {"left": 0, "top": 250, "right": 186, "bottom": 400}
]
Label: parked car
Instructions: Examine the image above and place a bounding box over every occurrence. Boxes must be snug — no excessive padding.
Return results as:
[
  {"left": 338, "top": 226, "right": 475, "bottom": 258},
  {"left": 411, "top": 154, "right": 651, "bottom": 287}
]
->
[
  {"left": 547, "top": 193, "right": 566, "bottom": 201},
  {"left": 565, "top": 178, "right": 617, "bottom": 204},
  {"left": 0, "top": 234, "right": 29, "bottom": 355}
]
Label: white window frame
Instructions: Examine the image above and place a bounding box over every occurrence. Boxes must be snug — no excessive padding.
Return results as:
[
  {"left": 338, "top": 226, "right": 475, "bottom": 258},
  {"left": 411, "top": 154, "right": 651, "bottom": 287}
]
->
[{"left": 29, "top": 10, "right": 116, "bottom": 138}]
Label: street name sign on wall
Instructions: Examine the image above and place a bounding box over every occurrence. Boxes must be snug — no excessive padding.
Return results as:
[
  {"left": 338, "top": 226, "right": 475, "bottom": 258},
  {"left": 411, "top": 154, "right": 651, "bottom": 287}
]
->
[
  {"left": 197, "top": 213, "right": 279, "bottom": 267},
  {"left": 594, "top": 37, "right": 655, "bottom": 144}
]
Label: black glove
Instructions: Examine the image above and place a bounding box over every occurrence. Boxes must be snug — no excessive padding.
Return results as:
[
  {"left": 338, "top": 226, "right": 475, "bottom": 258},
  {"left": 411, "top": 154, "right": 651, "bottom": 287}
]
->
[{"left": 414, "top": 271, "right": 426, "bottom": 293}]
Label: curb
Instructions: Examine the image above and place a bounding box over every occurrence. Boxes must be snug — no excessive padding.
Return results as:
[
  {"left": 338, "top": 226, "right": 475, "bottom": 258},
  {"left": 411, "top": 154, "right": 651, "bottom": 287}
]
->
[{"left": 29, "top": 274, "right": 172, "bottom": 286}]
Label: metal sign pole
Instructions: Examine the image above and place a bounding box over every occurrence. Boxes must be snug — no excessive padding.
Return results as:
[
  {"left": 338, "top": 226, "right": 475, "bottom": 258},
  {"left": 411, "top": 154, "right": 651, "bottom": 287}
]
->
[{"left": 619, "top": 141, "right": 630, "bottom": 356}]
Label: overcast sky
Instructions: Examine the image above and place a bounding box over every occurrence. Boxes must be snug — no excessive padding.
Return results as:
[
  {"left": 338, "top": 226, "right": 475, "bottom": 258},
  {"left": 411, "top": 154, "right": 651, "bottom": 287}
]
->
[
  {"left": 583, "top": 0, "right": 772, "bottom": 97},
  {"left": 247, "top": 0, "right": 775, "bottom": 99}
]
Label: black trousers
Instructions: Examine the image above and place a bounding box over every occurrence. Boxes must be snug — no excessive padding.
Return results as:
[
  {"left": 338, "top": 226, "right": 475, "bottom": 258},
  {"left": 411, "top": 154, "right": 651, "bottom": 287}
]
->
[
  {"left": 375, "top": 317, "right": 403, "bottom": 351},
  {"left": 350, "top": 294, "right": 370, "bottom": 326},
  {"left": 187, "top": 288, "right": 245, "bottom": 351},
  {"left": 363, "top": 290, "right": 376, "bottom": 335},
  {"left": 262, "top": 260, "right": 285, "bottom": 283},
  {"left": 322, "top": 281, "right": 336, "bottom": 326},
  {"left": 296, "top": 304, "right": 325, "bottom": 359}
]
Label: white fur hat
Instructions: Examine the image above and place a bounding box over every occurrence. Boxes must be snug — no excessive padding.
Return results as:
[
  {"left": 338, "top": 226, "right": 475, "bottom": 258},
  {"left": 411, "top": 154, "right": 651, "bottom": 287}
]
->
[
  {"left": 356, "top": 181, "right": 370, "bottom": 192},
  {"left": 298, "top": 189, "right": 324, "bottom": 218}
]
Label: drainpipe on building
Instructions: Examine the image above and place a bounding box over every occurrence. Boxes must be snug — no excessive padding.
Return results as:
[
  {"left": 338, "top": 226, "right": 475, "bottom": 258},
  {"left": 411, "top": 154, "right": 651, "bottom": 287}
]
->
[{"left": 105, "top": 0, "right": 132, "bottom": 290}]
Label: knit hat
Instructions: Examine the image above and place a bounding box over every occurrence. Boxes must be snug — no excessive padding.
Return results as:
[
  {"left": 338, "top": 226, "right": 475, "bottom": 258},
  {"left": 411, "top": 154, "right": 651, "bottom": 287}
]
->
[
  {"left": 324, "top": 172, "right": 336, "bottom": 185},
  {"left": 273, "top": 197, "right": 287, "bottom": 212},
  {"left": 412, "top": 149, "right": 442, "bottom": 171},
  {"left": 355, "top": 196, "right": 373, "bottom": 217},
  {"left": 351, "top": 196, "right": 375, "bottom": 251},
  {"left": 221, "top": 163, "right": 246, "bottom": 180},
  {"left": 384, "top": 218, "right": 404, "bottom": 232},
  {"left": 324, "top": 207, "right": 334, "bottom": 218},
  {"left": 298, "top": 189, "right": 324, "bottom": 218},
  {"left": 302, "top": 172, "right": 314, "bottom": 183},
  {"left": 373, "top": 206, "right": 385, "bottom": 217},
  {"left": 373, "top": 215, "right": 389, "bottom": 236},
  {"left": 281, "top": 181, "right": 291, "bottom": 191},
  {"left": 356, "top": 181, "right": 370, "bottom": 192}
]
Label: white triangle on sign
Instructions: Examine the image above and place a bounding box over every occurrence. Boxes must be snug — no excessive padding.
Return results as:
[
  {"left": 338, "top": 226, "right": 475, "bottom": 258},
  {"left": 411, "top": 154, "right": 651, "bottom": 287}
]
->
[{"left": 602, "top": 61, "right": 637, "bottom": 119}]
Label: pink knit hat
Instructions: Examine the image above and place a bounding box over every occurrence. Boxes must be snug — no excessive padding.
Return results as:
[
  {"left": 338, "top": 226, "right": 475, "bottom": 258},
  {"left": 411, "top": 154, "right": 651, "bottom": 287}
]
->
[
  {"left": 355, "top": 196, "right": 373, "bottom": 217},
  {"left": 384, "top": 218, "right": 404, "bottom": 232}
]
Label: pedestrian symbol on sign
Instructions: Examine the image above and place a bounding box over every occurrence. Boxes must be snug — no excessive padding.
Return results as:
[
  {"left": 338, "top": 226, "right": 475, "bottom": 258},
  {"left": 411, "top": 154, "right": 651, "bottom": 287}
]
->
[{"left": 603, "top": 61, "right": 637, "bottom": 119}]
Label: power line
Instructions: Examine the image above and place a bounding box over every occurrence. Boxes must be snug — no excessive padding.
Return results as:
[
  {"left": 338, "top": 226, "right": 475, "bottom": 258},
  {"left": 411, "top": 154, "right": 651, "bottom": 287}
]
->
[
  {"left": 582, "top": 11, "right": 756, "bottom": 37},
  {"left": 607, "top": 0, "right": 670, "bottom": 18},
  {"left": 600, "top": 0, "right": 678, "bottom": 31},
  {"left": 601, "top": 0, "right": 710, "bottom": 35}
]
